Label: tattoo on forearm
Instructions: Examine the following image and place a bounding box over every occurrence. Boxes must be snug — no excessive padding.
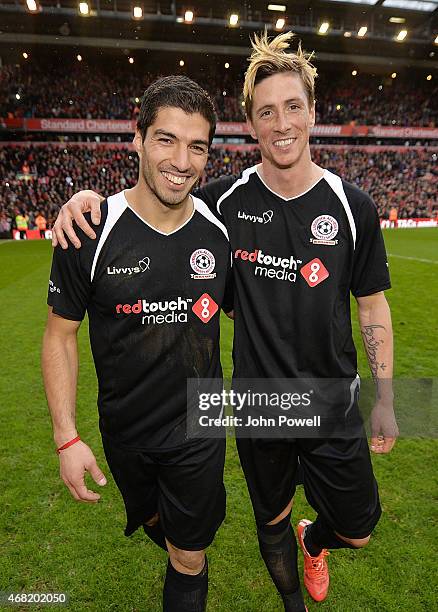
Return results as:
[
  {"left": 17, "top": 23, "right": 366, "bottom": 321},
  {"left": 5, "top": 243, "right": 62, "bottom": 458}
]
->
[{"left": 361, "top": 324, "right": 386, "bottom": 381}]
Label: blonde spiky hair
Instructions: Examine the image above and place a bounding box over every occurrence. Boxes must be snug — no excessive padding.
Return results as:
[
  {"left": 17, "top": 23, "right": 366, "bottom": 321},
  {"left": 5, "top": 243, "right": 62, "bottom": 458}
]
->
[{"left": 243, "top": 30, "right": 317, "bottom": 118}]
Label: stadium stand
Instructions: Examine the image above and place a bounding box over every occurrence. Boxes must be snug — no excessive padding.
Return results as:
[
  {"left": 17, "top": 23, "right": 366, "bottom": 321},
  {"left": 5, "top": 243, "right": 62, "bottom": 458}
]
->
[
  {"left": 0, "top": 62, "right": 244, "bottom": 123},
  {"left": 1, "top": 2, "right": 437, "bottom": 240},
  {"left": 1, "top": 61, "right": 437, "bottom": 126},
  {"left": 1, "top": 144, "right": 436, "bottom": 237}
]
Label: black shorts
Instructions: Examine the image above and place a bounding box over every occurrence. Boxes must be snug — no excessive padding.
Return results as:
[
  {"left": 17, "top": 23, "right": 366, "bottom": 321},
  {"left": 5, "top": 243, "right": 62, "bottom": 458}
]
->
[
  {"left": 237, "top": 436, "right": 381, "bottom": 538},
  {"left": 102, "top": 434, "right": 226, "bottom": 551}
]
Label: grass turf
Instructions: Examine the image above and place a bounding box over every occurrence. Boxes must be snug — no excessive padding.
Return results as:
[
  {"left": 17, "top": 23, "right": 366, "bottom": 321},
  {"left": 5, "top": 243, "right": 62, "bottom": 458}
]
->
[{"left": 0, "top": 229, "right": 437, "bottom": 611}]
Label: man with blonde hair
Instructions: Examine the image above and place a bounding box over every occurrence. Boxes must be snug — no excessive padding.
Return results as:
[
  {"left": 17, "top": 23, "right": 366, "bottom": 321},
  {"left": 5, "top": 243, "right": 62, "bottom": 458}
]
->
[{"left": 51, "top": 31, "right": 398, "bottom": 612}]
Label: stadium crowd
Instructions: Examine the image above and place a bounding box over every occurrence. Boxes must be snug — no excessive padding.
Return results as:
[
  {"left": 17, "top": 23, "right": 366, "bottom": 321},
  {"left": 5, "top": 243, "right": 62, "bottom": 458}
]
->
[
  {"left": 0, "top": 145, "right": 436, "bottom": 236},
  {"left": 314, "top": 78, "right": 437, "bottom": 128},
  {"left": 0, "top": 63, "right": 243, "bottom": 123},
  {"left": 1, "top": 61, "right": 437, "bottom": 126}
]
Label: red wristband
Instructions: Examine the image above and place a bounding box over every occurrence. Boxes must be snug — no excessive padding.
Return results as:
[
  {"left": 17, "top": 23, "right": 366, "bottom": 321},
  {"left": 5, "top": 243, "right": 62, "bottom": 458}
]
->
[{"left": 56, "top": 435, "right": 81, "bottom": 454}]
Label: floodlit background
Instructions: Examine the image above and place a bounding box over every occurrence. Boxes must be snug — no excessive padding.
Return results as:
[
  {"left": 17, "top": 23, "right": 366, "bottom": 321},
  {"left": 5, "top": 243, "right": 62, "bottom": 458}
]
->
[{"left": 0, "top": 1, "right": 437, "bottom": 610}]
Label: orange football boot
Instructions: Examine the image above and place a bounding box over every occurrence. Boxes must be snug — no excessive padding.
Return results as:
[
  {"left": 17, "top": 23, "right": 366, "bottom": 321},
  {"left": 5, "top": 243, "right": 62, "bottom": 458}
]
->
[{"left": 297, "top": 519, "right": 330, "bottom": 602}]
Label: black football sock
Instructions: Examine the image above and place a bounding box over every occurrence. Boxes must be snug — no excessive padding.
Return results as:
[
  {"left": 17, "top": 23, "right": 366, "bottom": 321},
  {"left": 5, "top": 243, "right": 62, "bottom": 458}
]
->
[
  {"left": 304, "top": 516, "right": 357, "bottom": 557},
  {"left": 142, "top": 522, "right": 167, "bottom": 551},
  {"left": 257, "top": 516, "right": 306, "bottom": 612},
  {"left": 163, "top": 557, "right": 208, "bottom": 612}
]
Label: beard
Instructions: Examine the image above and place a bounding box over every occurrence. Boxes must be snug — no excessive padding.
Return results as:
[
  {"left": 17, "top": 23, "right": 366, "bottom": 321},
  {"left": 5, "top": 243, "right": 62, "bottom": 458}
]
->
[{"left": 140, "top": 157, "right": 195, "bottom": 208}]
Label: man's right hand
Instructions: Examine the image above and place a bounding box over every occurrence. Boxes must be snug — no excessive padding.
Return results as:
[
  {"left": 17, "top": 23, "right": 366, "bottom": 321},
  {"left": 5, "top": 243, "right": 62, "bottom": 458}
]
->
[
  {"left": 52, "top": 190, "right": 103, "bottom": 249},
  {"left": 59, "top": 440, "right": 107, "bottom": 502}
]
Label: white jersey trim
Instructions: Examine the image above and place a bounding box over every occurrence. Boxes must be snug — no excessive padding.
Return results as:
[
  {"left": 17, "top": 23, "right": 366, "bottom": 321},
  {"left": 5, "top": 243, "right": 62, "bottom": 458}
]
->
[
  {"left": 193, "top": 196, "right": 229, "bottom": 241},
  {"left": 255, "top": 165, "right": 325, "bottom": 202},
  {"left": 90, "top": 191, "right": 128, "bottom": 282},
  {"left": 193, "top": 196, "right": 231, "bottom": 266},
  {"left": 345, "top": 374, "right": 360, "bottom": 417},
  {"left": 215, "top": 164, "right": 356, "bottom": 249},
  {"left": 122, "top": 191, "right": 196, "bottom": 237},
  {"left": 323, "top": 170, "right": 357, "bottom": 249},
  {"left": 216, "top": 166, "right": 258, "bottom": 215}
]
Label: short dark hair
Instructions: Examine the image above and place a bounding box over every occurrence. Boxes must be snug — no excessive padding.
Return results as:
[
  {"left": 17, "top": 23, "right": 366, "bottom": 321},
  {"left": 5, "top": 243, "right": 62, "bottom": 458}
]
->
[{"left": 137, "top": 75, "right": 217, "bottom": 145}]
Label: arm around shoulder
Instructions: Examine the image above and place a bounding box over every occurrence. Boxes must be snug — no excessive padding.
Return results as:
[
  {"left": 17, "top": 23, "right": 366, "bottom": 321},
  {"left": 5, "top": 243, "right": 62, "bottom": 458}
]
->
[{"left": 52, "top": 190, "right": 104, "bottom": 250}]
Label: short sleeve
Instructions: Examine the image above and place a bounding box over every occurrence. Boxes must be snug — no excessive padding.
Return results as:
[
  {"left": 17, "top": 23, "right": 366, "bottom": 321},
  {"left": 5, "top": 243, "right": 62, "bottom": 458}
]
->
[
  {"left": 47, "top": 243, "right": 91, "bottom": 321},
  {"left": 351, "top": 196, "right": 391, "bottom": 298}
]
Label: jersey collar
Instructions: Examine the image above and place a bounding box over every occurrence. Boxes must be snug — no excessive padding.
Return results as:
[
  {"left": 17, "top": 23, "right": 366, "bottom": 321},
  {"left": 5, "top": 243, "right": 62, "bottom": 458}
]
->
[{"left": 255, "top": 164, "right": 327, "bottom": 202}]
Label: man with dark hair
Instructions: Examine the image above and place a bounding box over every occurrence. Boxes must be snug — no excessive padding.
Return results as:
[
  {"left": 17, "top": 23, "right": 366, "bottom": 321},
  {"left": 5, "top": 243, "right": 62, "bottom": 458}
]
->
[
  {"left": 136, "top": 75, "right": 217, "bottom": 145},
  {"left": 43, "top": 76, "right": 232, "bottom": 612}
]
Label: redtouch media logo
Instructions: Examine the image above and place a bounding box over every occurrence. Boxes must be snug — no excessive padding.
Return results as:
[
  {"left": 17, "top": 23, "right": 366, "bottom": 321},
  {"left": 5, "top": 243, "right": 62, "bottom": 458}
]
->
[
  {"left": 300, "top": 258, "right": 330, "bottom": 288},
  {"left": 234, "top": 248, "right": 302, "bottom": 283},
  {"left": 192, "top": 293, "right": 218, "bottom": 323},
  {"left": 115, "top": 296, "right": 192, "bottom": 325},
  {"left": 114, "top": 294, "right": 219, "bottom": 325}
]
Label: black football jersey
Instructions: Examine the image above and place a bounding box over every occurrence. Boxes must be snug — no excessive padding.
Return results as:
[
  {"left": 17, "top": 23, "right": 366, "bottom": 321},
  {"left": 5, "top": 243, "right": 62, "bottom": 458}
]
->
[
  {"left": 47, "top": 192, "right": 232, "bottom": 449},
  {"left": 195, "top": 165, "right": 391, "bottom": 380}
]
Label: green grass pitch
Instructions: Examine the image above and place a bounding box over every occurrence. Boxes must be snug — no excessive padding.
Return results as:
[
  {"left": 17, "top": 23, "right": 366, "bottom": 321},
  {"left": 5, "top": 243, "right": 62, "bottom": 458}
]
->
[{"left": 0, "top": 228, "right": 437, "bottom": 611}]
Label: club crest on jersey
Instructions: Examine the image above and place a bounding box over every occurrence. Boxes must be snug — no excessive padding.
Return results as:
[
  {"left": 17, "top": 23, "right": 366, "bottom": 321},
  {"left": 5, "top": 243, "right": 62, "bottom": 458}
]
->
[
  {"left": 190, "top": 249, "right": 216, "bottom": 280},
  {"left": 310, "top": 215, "right": 339, "bottom": 245}
]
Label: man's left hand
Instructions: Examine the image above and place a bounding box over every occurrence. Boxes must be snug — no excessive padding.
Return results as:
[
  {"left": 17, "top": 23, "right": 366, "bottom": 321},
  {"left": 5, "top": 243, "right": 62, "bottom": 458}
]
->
[{"left": 370, "top": 400, "right": 399, "bottom": 454}]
